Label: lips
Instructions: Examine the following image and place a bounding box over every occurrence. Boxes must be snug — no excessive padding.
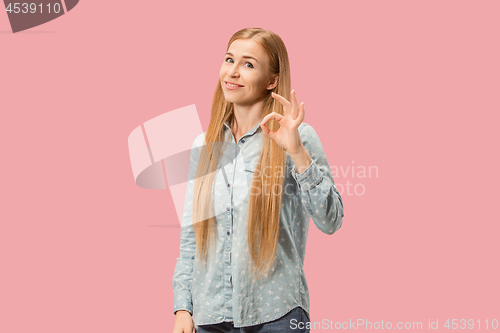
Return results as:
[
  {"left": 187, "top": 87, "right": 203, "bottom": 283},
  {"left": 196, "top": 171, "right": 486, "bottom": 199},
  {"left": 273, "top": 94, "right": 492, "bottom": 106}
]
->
[{"left": 224, "top": 81, "right": 244, "bottom": 90}]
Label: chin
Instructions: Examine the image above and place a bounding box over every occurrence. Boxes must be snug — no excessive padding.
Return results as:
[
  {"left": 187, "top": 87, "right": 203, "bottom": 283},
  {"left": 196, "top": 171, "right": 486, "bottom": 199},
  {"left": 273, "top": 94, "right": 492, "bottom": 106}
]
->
[
  {"left": 222, "top": 95, "right": 233, "bottom": 103},
  {"left": 224, "top": 98, "right": 236, "bottom": 104},
  {"left": 222, "top": 93, "right": 238, "bottom": 104}
]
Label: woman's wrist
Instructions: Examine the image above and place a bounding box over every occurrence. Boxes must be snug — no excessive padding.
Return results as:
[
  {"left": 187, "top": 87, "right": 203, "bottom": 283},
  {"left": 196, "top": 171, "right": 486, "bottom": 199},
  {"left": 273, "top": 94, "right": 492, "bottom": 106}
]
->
[{"left": 289, "top": 145, "right": 312, "bottom": 175}]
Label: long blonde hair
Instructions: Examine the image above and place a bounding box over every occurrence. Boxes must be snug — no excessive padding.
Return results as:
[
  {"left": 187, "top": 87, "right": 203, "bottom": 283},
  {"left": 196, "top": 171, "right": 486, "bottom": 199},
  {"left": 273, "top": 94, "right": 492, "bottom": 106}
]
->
[{"left": 192, "top": 27, "right": 291, "bottom": 281}]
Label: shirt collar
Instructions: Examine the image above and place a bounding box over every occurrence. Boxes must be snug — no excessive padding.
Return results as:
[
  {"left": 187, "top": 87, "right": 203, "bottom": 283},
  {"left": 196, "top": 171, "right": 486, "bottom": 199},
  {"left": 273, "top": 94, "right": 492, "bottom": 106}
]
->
[{"left": 224, "top": 117, "right": 263, "bottom": 138}]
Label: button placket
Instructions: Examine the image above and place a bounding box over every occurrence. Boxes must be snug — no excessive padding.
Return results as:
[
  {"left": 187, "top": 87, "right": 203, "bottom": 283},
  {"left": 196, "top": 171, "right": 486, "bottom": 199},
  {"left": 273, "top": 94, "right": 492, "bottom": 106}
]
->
[
  {"left": 214, "top": 119, "right": 263, "bottom": 324},
  {"left": 225, "top": 150, "right": 235, "bottom": 320},
  {"left": 227, "top": 145, "right": 237, "bottom": 237}
]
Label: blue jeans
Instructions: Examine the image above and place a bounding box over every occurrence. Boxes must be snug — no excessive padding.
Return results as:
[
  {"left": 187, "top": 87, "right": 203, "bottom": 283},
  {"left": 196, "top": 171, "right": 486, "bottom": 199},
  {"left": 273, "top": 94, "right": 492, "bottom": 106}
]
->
[{"left": 195, "top": 306, "right": 310, "bottom": 333}]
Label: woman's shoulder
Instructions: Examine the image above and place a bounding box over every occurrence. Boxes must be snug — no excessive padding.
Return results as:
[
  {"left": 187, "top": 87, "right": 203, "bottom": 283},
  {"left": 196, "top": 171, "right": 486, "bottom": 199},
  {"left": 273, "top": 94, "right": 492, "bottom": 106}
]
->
[
  {"left": 297, "top": 122, "right": 325, "bottom": 148},
  {"left": 298, "top": 122, "right": 309, "bottom": 133},
  {"left": 297, "top": 122, "right": 316, "bottom": 139}
]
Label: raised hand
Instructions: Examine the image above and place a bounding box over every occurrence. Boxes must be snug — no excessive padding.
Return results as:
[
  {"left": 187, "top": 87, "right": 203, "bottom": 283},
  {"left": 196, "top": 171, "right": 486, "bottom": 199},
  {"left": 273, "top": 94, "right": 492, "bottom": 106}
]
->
[{"left": 260, "top": 90, "right": 306, "bottom": 155}]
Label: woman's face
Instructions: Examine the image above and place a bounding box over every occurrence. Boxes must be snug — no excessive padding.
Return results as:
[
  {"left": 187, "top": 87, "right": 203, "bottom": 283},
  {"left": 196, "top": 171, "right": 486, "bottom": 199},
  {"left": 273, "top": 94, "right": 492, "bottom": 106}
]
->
[{"left": 219, "top": 38, "right": 277, "bottom": 107}]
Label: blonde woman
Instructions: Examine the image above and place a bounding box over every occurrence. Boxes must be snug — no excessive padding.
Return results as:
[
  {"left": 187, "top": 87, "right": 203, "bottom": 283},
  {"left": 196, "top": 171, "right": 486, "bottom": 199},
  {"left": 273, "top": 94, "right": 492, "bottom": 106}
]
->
[{"left": 172, "top": 27, "right": 344, "bottom": 333}]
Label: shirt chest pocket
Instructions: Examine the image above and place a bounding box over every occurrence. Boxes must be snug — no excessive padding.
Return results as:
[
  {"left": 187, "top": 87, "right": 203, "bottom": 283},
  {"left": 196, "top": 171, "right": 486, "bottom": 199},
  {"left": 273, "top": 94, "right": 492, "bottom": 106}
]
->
[
  {"left": 244, "top": 159, "right": 259, "bottom": 173},
  {"left": 235, "top": 159, "right": 258, "bottom": 203}
]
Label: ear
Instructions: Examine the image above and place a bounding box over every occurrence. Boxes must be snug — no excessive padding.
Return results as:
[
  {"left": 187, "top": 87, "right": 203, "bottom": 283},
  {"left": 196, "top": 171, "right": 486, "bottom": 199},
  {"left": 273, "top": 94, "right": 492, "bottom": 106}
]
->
[{"left": 267, "top": 75, "right": 279, "bottom": 90}]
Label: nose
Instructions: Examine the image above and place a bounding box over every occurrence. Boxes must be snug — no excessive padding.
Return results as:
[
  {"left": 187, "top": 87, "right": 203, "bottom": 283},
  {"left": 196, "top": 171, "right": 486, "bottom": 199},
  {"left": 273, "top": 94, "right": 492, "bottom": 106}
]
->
[{"left": 227, "top": 64, "right": 240, "bottom": 77}]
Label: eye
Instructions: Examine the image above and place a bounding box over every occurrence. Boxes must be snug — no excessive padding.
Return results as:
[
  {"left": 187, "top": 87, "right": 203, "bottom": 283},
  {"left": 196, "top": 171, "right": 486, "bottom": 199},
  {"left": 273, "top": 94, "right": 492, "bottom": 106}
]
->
[{"left": 225, "top": 57, "right": 254, "bottom": 68}]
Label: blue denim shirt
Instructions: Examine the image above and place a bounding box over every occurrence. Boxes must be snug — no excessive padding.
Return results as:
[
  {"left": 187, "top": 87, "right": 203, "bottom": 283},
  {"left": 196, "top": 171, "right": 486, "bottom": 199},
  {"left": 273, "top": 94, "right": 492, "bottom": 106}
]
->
[{"left": 172, "top": 119, "right": 344, "bottom": 328}]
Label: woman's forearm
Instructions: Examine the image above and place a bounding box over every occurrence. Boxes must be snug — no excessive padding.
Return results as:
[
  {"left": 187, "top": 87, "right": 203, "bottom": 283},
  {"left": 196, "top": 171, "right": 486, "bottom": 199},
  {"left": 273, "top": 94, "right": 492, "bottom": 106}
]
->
[{"left": 289, "top": 145, "right": 313, "bottom": 175}]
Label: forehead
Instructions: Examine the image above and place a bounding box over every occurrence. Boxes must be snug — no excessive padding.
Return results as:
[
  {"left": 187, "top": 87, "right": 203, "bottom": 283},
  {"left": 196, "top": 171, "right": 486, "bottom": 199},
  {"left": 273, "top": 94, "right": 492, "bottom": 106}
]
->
[{"left": 227, "top": 39, "right": 268, "bottom": 61}]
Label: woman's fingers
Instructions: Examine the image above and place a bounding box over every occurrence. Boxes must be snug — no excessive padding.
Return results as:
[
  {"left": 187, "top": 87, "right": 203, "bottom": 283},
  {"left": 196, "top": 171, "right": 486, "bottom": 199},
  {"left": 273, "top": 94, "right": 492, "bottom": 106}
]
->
[
  {"left": 260, "top": 119, "right": 276, "bottom": 141},
  {"left": 271, "top": 92, "right": 291, "bottom": 115},
  {"left": 260, "top": 112, "right": 283, "bottom": 140},
  {"left": 261, "top": 111, "right": 283, "bottom": 126},
  {"left": 295, "top": 102, "right": 305, "bottom": 126},
  {"left": 290, "top": 90, "right": 299, "bottom": 119}
]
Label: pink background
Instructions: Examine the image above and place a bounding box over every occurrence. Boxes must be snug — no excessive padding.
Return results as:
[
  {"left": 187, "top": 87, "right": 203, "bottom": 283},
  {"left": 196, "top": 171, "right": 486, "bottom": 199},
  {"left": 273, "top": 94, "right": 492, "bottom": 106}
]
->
[{"left": 1, "top": 0, "right": 499, "bottom": 332}]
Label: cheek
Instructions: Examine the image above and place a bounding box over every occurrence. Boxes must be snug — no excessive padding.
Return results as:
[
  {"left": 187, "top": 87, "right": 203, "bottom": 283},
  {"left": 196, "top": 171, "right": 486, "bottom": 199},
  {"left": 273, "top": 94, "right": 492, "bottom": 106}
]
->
[
  {"left": 248, "top": 74, "right": 264, "bottom": 89},
  {"left": 219, "top": 65, "right": 229, "bottom": 78},
  {"left": 254, "top": 76, "right": 268, "bottom": 92}
]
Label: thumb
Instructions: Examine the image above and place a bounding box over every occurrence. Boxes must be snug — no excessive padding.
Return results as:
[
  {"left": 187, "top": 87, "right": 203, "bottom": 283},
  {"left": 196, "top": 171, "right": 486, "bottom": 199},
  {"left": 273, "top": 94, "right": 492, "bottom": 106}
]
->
[{"left": 261, "top": 124, "right": 276, "bottom": 141}]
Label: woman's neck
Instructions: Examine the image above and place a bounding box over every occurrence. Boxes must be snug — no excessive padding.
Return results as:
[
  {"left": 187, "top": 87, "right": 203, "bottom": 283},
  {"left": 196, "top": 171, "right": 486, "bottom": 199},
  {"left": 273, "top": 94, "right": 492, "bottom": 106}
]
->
[{"left": 232, "top": 100, "right": 265, "bottom": 141}]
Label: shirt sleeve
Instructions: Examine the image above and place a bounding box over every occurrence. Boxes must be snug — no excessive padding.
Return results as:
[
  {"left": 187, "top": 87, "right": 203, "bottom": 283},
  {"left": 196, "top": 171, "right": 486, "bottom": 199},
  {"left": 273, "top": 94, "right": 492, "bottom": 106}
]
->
[
  {"left": 172, "top": 134, "right": 204, "bottom": 315},
  {"left": 290, "top": 123, "right": 344, "bottom": 235}
]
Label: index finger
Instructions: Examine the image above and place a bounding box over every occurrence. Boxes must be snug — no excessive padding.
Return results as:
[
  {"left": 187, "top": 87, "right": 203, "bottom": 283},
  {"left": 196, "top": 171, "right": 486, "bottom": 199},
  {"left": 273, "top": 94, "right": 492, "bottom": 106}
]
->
[
  {"left": 290, "top": 90, "right": 299, "bottom": 119},
  {"left": 271, "top": 92, "right": 291, "bottom": 115}
]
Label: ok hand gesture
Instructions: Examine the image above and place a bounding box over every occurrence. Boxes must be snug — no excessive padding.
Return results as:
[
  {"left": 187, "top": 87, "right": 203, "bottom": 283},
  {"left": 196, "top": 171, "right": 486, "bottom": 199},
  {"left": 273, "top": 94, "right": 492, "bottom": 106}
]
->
[{"left": 260, "top": 90, "right": 306, "bottom": 156}]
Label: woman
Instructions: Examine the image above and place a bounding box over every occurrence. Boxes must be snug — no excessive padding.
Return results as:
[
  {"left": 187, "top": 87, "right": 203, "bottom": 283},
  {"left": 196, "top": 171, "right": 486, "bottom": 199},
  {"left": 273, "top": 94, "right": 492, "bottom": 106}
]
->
[{"left": 172, "top": 27, "right": 344, "bottom": 333}]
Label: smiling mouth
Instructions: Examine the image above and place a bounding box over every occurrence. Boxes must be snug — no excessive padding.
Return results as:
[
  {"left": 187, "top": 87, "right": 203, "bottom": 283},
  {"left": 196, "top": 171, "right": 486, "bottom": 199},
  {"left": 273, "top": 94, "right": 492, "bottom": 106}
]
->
[{"left": 225, "top": 81, "right": 244, "bottom": 88}]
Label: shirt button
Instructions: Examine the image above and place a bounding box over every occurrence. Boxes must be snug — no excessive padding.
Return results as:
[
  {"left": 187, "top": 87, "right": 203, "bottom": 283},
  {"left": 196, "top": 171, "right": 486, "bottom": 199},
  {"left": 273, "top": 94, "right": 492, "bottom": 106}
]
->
[
  {"left": 241, "top": 139, "right": 245, "bottom": 143},
  {"left": 226, "top": 207, "right": 230, "bottom": 211},
  {"left": 227, "top": 231, "right": 230, "bottom": 235},
  {"left": 227, "top": 183, "right": 230, "bottom": 187}
]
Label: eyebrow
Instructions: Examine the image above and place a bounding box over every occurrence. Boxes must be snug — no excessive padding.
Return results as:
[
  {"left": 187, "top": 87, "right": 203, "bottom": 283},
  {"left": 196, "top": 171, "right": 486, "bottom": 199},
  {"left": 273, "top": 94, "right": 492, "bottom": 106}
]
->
[{"left": 225, "top": 52, "right": 259, "bottom": 63}]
